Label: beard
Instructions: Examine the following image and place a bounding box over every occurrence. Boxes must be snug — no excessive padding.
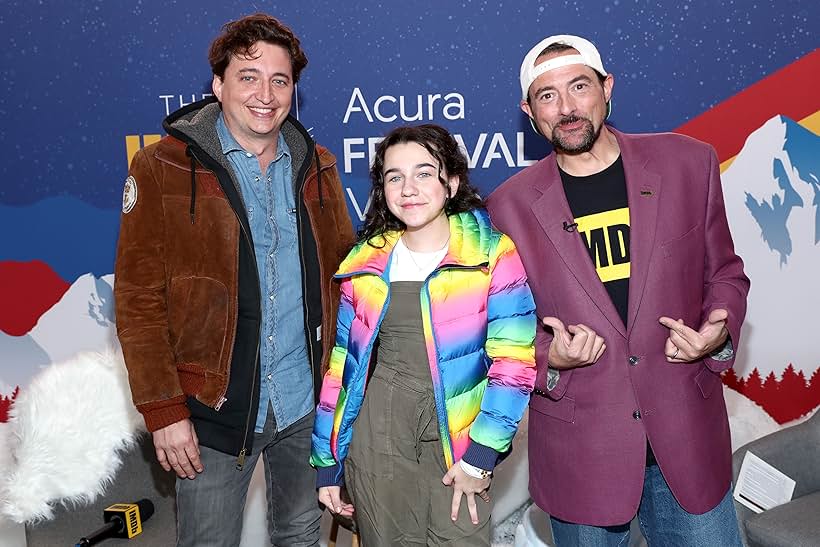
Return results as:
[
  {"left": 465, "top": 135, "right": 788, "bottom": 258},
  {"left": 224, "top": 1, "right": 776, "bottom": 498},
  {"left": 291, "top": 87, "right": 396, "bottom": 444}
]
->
[{"left": 550, "top": 115, "right": 602, "bottom": 154}]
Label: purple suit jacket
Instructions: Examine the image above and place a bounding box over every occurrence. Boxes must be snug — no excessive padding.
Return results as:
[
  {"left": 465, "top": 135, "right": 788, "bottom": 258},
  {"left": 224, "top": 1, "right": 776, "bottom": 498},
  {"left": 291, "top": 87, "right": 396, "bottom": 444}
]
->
[{"left": 487, "top": 128, "right": 750, "bottom": 526}]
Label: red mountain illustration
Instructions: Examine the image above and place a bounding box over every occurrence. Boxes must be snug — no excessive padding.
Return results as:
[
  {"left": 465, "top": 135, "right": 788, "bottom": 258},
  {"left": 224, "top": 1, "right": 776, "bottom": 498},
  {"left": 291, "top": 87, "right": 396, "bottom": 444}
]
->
[{"left": 0, "top": 260, "right": 70, "bottom": 336}]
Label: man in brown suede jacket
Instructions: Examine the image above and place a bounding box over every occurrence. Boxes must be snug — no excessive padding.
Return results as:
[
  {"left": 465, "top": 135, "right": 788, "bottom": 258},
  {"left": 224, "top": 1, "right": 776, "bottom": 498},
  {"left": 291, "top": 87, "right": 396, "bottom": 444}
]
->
[{"left": 114, "top": 14, "right": 353, "bottom": 546}]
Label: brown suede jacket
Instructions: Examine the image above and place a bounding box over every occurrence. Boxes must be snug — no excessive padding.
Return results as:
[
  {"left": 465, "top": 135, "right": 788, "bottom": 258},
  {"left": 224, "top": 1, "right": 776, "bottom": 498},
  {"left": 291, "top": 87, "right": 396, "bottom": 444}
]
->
[{"left": 115, "top": 99, "right": 354, "bottom": 440}]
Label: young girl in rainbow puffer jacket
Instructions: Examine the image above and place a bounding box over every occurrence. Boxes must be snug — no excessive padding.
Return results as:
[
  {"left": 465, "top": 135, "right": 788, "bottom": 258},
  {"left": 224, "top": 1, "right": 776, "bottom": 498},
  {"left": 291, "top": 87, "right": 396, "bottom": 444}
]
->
[{"left": 311, "top": 124, "right": 536, "bottom": 546}]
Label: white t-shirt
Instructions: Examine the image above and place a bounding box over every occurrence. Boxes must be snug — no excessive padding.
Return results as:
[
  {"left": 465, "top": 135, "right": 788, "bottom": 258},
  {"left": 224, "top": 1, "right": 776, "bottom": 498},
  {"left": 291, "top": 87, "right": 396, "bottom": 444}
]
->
[{"left": 389, "top": 237, "right": 448, "bottom": 282}]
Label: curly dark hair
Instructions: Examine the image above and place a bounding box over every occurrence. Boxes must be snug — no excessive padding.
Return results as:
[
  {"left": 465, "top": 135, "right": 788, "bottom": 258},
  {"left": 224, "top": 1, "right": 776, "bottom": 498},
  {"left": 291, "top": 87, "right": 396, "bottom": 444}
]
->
[
  {"left": 208, "top": 13, "right": 308, "bottom": 82},
  {"left": 358, "top": 124, "right": 485, "bottom": 246}
]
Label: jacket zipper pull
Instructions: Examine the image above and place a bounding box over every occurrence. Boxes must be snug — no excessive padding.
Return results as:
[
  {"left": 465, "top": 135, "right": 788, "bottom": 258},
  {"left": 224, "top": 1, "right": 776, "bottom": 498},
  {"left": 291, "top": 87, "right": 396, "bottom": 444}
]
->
[
  {"left": 214, "top": 396, "right": 227, "bottom": 411},
  {"left": 236, "top": 448, "right": 247, "bottom": 471}
]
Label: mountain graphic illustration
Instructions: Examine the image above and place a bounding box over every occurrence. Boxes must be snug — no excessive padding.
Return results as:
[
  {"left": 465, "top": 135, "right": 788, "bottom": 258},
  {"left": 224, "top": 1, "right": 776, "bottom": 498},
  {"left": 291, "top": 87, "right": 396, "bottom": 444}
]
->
[
  {"left": 28, "top": 273, "right": 117, "bottom": 364},
  {"left": 0, "top": 273, "right": 119, "bottom": 395},
  {"left": 741, "top": 116, "right": 820, "bottom": 265},
  {"left": 721, "top": 113, "right": 820, "bottom": 422}
]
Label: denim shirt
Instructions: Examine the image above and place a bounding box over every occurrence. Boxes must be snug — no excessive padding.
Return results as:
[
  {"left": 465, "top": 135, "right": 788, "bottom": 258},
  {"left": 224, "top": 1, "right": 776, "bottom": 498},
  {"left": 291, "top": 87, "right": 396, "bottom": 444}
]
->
[{"left": 216, "top": 114, "right": 312, "bottom": 433}]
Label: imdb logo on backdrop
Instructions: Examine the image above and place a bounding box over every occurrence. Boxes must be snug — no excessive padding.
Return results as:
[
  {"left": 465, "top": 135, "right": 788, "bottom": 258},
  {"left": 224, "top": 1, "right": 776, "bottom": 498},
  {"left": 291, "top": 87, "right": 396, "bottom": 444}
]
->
[{"left": 125, "top": 134, "right": 161, "bottom": 167}]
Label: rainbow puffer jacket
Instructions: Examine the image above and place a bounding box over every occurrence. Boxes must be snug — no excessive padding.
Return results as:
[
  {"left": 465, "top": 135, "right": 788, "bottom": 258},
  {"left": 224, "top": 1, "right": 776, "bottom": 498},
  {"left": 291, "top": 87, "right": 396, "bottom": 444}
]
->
[{"left": 311, "top": 208, "right": 536, "bottom": 487}]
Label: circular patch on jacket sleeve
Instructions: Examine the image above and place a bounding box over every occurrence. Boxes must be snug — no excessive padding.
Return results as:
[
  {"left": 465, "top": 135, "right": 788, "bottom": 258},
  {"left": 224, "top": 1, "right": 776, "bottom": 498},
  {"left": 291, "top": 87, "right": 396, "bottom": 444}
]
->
[{"left": 122, "top": 176, "right": 138, "bottom": 213}]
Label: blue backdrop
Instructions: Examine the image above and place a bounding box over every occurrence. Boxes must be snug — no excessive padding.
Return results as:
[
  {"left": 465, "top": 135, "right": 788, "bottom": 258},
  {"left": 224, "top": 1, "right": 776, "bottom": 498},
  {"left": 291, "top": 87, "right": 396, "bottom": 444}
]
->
[{"left": 0, "top": 0, "right": 816, "bottom": 307}]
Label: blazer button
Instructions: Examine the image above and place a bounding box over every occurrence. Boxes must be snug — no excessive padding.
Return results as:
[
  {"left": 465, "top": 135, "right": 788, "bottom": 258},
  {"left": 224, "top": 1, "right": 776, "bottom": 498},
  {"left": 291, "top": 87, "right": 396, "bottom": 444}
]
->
[
  {"left": 628, "top": 355, "right": 640, "bottom": 366},
  {"left": 633, "top": 410, "right": 642, "bottom": 420}
]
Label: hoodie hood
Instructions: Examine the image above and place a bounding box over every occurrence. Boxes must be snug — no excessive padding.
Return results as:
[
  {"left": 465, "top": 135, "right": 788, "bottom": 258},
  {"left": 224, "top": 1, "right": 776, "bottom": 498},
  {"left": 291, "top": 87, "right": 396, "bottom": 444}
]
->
[{"left": 160, "top": 96, "right": 322, "bottom": 223}]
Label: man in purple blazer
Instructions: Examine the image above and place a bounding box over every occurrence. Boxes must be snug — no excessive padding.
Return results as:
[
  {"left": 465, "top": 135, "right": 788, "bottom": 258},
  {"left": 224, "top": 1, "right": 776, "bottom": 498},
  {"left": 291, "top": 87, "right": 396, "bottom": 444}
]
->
[{"left": 487, "top": 35, "right": 749, "bottom": 546}]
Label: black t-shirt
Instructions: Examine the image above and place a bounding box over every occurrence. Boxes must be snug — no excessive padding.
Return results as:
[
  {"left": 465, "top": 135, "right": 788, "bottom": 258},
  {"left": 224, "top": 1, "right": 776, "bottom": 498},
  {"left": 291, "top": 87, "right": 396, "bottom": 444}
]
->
[
  {"left": 560, "top": 157, "right": 659, "bottom": 465},
  {"left": 560, "top": 156, "right": 630, "bottom": 327}
]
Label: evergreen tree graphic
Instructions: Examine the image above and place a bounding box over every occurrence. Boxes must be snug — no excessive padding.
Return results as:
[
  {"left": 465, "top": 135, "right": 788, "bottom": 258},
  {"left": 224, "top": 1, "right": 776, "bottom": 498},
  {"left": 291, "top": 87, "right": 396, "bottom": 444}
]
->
[
  {"left": 727, "top": 365, "right": 819, "bottom": 424},
  {"left": 761, "top": 371, "right": 781, "bottom": 420},
  {"left": 742, "top": 368, "right": 765, "bottom": 406},
  {"left": 722, "top": 368, "right": 745, "bottom": 391},
  {"left": 777, "top": 365, "right": 810, "bottom": 422},
  {"left": 0, "top": 386, "right": 20, "bottom": 423}
]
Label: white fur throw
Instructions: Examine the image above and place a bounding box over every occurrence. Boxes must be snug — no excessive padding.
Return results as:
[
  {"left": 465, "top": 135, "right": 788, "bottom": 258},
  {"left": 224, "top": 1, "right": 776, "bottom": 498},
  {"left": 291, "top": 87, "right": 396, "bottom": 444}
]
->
[{"left": 0, "top": 348, "right": 145, "bottom": 523}]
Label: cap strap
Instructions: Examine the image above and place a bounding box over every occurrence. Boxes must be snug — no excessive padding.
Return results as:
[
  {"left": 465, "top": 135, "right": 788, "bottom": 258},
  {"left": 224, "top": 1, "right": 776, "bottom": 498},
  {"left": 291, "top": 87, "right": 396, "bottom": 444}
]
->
[{"left": 529, "top": 54, "right": 587, "bottom": 82}]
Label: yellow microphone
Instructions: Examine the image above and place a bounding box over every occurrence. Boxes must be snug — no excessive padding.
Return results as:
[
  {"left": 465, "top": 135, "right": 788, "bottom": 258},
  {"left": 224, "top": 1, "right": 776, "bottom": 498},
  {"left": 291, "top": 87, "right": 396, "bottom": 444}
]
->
[{"left": 75, "top": 499, "right": 154, "bottom": 546}]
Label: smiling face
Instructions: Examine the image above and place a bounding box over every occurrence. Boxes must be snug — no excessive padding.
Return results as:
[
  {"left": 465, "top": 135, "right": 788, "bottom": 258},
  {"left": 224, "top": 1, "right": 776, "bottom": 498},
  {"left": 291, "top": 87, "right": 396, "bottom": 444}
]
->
[
  {"left": 212, "top": 41, "right": 293, "bottom": 151},
  {"left": 382, "top": 142, "right": 459, "bottom": 239},
  {"left": 521, "top": 49, "right": 613, "bottom": 154}
]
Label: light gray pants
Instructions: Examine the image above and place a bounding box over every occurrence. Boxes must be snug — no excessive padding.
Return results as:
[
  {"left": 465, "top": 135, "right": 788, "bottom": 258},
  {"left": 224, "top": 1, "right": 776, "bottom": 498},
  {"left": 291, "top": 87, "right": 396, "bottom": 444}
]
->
[{"left": 175, "top": 409, "right": 321, "bottom": 547}]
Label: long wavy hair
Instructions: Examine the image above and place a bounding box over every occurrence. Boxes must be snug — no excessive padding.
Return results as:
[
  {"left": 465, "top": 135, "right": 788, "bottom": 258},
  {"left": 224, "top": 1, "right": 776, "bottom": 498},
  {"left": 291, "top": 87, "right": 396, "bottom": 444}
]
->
[{"left": 358, "top": 124, "right": 485, "bottom": 246}]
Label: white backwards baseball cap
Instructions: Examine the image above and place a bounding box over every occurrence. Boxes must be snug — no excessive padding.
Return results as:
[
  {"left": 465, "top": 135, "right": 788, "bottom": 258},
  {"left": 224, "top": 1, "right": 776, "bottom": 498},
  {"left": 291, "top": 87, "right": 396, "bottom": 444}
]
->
[{"left": 520, "top": 35, "right": 607, "bottom": 100}]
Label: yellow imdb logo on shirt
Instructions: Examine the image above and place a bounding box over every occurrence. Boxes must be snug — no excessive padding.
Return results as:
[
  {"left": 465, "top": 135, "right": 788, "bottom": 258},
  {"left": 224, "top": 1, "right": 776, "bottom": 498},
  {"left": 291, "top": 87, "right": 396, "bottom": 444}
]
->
[
  {"left": 575, "top": 207, "right": 631, "bottom": 283},
  {"left": 125, "top": 134, "right": 162, "bottom": 167}
]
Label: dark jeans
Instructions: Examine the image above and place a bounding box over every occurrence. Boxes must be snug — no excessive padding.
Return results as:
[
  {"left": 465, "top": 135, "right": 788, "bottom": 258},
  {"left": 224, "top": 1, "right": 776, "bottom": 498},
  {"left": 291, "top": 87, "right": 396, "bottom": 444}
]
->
[{"left": 176, "top": 409, "right": 321, "bottom": 547}]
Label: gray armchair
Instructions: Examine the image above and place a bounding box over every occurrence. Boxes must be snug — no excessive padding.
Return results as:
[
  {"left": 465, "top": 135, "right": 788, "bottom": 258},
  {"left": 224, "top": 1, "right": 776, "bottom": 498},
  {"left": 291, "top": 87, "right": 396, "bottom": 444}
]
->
[{"left": 732, "top": 411, "right": 820, "bottom": 547}]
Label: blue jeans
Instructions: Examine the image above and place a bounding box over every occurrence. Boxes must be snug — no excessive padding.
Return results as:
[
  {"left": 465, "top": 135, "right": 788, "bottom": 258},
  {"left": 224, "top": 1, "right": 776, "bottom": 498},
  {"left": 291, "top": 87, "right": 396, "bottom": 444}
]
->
[
  {"left": 550, "top": 464, "right": 743, "bottom": 546},
  {"left": 175, "top": 409, "right": 321, "bottom": 547}
]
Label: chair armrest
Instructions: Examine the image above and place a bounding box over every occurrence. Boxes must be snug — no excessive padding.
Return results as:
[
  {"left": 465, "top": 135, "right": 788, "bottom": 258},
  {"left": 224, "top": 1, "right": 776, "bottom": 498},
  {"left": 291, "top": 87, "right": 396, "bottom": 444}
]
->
[{"left": 733, "top": 414, "right": 820, "bottom": 498}]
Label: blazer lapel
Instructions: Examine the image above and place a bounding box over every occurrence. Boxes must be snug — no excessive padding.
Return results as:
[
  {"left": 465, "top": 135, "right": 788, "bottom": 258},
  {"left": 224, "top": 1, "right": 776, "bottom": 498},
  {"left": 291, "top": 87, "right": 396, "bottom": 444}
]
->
[
  {"left": 530, "top": 159, "right": 627, "bottom": 337},
  {"left": 615, "top": 130, "right": 662, "bottom": 336}
]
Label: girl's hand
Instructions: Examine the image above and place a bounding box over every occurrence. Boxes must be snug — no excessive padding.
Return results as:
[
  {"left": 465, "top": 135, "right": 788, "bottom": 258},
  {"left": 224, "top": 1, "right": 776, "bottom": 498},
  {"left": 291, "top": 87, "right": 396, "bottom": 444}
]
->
[
  {"left": 318, "top": 485, "right": 355, "bottom": 518},
  {"left": 442, "top": 461, "right": 491, "bottom": 524}
]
